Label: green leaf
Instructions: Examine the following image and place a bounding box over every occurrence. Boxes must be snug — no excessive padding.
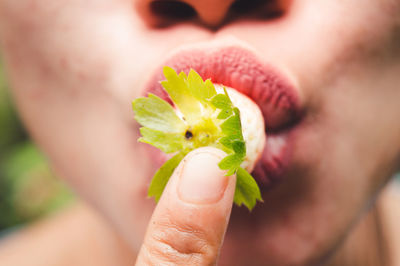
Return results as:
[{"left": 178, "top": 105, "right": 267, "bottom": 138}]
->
[
  {"left": 219, "top": 136, "right": 233, "bottom": 149},
  {"left": 187, "top": 70, "right": 217, "bottom": 103},
  {"left": 211, "top": 94, "right": 232, "bottom": 110},
  {"left": 232, "top": 140, "right": 246, "bottom": 157},
  {"left": 139, "top": 127, "right": 185, "bottom": 154},
  {"left": 217, "top": 108, "right": 233, "bottom": 119},
  {"left": 148, "top": 152, "right": 186, "bottom": 202},
  {"left": 234, "top": 167, "right": 262, "bottom": 211},
  {"left": 218, "top": 153, "right": 243, "bottom": 174},
  {"left": 132, "top": 94, "right": 186, "bottom": 133},
  {"left": 220, "top": 114, "right": 242, "bottom": 139},
  {"left": 178, "top": 71, "right": 187, "bottom": 79},
  {"left": 161, "top": 67, "right": 202, "bottom": 122},
  {"left": 204, "top": 80, "right": 218, "bottom": 99}
]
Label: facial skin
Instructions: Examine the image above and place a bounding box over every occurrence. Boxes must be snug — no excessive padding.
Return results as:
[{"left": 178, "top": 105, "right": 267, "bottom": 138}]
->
[{"left": 0, "top": 0, "right": 400, "bottom": 265}]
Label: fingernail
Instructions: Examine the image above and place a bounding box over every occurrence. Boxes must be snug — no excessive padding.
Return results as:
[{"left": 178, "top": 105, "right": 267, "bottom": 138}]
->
[{"left": 178, "top": 150, "right": 228, "bottom": 204}]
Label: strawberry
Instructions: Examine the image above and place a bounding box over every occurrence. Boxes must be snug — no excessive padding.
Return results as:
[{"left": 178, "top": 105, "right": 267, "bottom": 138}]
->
[
  {"left": 132, "top": 67, "right": 263, "bottom": 210},
  {"left": 215, "top": 86, "right": 266, "bottom": 174}
]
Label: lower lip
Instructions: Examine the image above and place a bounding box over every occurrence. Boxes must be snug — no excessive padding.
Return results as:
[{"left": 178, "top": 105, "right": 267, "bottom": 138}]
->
[{"left": 254, "top": 131, "right": 292, "bottom": 188}]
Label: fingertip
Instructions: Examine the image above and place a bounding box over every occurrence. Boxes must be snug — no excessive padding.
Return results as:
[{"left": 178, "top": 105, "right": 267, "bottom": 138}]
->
[{"left": 177, "top": 147, "right": 230, "bottom": 204}]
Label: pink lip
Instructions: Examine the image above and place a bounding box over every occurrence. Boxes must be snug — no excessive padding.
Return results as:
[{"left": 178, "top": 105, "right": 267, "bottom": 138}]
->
[{"left": 145, "top": 46, "right": 302, "bottom": 188}]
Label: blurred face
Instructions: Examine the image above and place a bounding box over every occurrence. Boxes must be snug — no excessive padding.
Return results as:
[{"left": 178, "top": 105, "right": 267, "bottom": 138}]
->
[{"left": 1, "top": 0, "right": 400, "bottom": 264}]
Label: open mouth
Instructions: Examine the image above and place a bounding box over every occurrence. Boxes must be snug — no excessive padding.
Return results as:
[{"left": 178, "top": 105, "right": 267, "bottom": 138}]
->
[{"left": 144, "top": 45, "right": 303, "bottom": 188}]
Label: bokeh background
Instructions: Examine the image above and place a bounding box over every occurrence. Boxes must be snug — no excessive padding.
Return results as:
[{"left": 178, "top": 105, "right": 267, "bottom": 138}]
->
[{"left": 0, "top": 58, "right": 75, "bottom": 235}]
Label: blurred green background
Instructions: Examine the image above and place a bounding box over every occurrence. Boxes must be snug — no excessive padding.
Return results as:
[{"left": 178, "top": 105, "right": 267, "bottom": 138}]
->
[{"left": 0, "top": 58, "right": 74, "bottom": 233}]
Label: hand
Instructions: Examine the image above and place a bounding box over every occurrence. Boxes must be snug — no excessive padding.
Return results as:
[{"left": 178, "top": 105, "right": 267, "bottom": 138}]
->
[{"left": 136, "top": 147, "right": 236, "bottom": 265}]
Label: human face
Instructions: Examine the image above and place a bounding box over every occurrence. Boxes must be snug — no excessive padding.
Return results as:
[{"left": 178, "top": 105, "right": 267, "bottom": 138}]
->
[{"left": 0, "top": 0, "right": 399, "bottom": 264}]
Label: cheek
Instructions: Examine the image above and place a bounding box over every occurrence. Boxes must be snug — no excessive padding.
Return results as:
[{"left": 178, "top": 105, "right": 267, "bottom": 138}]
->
[
  {"left": 1, "top": 1, "right": 149, "bottom": 104},
  {"left": 297, "top": 1, "right": 400, "bottom": 91},
  {"left": 288, "top": 1, "right": 400, "bottom": 177}
]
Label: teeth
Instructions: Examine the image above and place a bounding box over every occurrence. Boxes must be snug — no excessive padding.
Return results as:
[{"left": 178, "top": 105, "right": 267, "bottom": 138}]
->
[{"left": 215, "top": 85, "right": 266, "bottom": 172}]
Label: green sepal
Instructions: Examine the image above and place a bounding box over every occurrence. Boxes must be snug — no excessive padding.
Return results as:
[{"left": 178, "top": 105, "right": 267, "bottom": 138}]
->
[
  {"left": 139, "top": 127, "right": 184, "bottom": 154},
  {"left": 148, "top": 152, "right": 186, "bottom": 202},
  {"left": 234, "top": 167, "right": 263, "bottom": 211},
  {"left": 161, "top": 67, "right": 202, "bottom": 122},
  {"left": 187, "top": 69, "right": 217, "bottom": 103},
  {"left": 219, "top": 153, "right": 243, "bottom": 174},
  {"left": 211, "top": 93, "right": 232, "bottom": 109},
  {"left": 232, "top": 140, "right": 246, "bottom": 157},
  {"left": 217, "top": 109, "right": 233, "bottom": 119},
  {"left": 220, "top": 108, "right": 243, "bottom": 140},
  {"left": 132, "top": 93, "right": 186, "bottom": 133}
]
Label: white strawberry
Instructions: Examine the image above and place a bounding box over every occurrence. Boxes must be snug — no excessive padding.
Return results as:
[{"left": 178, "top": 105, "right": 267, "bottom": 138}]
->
[
  {"left": 133, "top": 67, "right": 264, "bottom": 210},
  {"left": 215, "top": 85, "right": 266, "bottom": 173}
]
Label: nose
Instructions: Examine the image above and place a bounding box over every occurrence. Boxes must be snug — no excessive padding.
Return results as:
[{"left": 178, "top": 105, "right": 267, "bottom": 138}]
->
[
  {"left": 135, "top": 0, "right": 285, "bottom": 28},
  {"left": 183, "top": 0, "right": 235, "bottom": 27}
]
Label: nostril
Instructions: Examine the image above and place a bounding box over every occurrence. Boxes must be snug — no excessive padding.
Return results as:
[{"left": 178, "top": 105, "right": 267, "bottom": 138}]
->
[
  {"left": 150, "top": 0, "right": 197, "bottom": 22},
  {"left": 230, "top": 0, "right": 286, "bottom": 19},
  {"left": 230, "top": 0, "right": 267, "bottom": 13}
]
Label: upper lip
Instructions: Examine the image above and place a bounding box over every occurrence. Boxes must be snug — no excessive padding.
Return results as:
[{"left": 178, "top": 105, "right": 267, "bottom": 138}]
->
[{"left": 145, "top": 45, "right": 302, "bottom": 132}]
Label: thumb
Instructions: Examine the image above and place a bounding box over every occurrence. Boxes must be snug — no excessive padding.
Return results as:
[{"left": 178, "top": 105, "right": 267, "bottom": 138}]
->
[{"left": 136, "top": 147, "right": 236, "bottom": 266}]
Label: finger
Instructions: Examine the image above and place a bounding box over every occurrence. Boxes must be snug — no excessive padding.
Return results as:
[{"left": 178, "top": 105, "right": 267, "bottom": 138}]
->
[{"left": 136, "top": 147, "right": 236, "bottom": 266}]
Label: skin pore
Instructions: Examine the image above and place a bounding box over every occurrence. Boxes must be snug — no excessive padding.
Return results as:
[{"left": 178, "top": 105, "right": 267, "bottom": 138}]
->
[{"left": 0, "top": 0, "right": 400, "bottom": 265}]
